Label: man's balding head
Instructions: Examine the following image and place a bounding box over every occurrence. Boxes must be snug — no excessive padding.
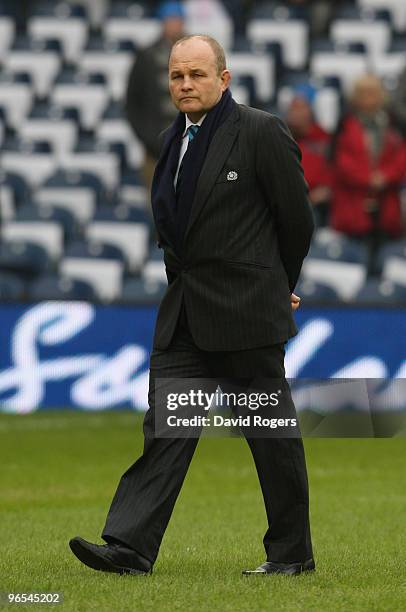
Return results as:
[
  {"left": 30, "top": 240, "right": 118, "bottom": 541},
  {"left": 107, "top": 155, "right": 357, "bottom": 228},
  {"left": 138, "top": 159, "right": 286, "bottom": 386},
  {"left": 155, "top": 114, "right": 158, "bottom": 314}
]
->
[{"left": 168, "top": 35, "right": 231, "bottom": 122}]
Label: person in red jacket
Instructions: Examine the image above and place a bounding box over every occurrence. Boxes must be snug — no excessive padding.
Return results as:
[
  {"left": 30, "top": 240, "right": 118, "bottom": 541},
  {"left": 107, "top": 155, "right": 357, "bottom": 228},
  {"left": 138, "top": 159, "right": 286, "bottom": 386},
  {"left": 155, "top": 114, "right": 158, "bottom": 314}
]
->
[
  {"left": 331, "top": 74, "right": 406, "bottom": 273},
  {"left": 286, "top": 85, "right": 332, "bottom": 227}
]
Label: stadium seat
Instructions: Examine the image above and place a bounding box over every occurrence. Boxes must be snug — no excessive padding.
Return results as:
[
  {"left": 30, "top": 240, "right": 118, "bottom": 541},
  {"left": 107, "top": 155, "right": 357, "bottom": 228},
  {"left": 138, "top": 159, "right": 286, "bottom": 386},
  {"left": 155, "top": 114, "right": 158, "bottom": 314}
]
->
[
  {"left": 227, "top": 52, "right": 274, "bottom": 102},
  {"left": 96, "top": 116, "right": 145, "bottom": 170},
  {"left": 143, "top": 258, "right": 167, "bottom": 284},
  {"left": 59, "top": 150, "right": 120, "bottom": 191},
  {"left": 121, "top": 277, "right": 166, "bottom": 305},
  {"left": 355, "top": 278, "right": 406, "bottom": 304},
  {"left": 0, "top": 143, "right": 57, "bottom": 188},
  {"left": 0, "top": 241, "right": 51, "bottom": 277},
  {"left": 38, "top": 170, "right": 104, "bottom": 224},
  {"left": 18, "top": 103, "right": 78, "bottom": 157},
  {"left": 29, "top": 274, "right": 97, "bottom": 301},
  {"left": 67, "top": 0, "right": 110, "bottom": 29},
  {"left": 0, "top": 73, "right": 33, "bottom": 129},
  {"left": 51, "top": 70, "right": 109, "bottom": 130},
  {"left": 86, "top": 212, "right": 149, "bottom": 274},
  {"left": 0, "top": 182, "right": 15, "bottom": 223},
  {"left": 250, "top": 1, "right": 308, "bottom": 20},
  {"left": 382, "top": 257, "right": 406, "bottom": 287},
  {"left": 103, "top": 13, "right": 161, "bottom": 49},
  {"left": 295, "top": 279, "right": 340, "bottom": 303},
  {"left": 377, "top": 239, "right": 406, "bottom": 270},
  {"left": 0, "top": 16, "right": 15, "bottom": 61},
  {"left": 79, "top": 41, "right": 133, "bottom": 101},
  {"left": 372, "top": 53, "right": 406, "bottom": 83},
  {"left": 65, "top": 239, "right": 126, "bottom": 266},
  {"left": 310, "top": 42, "right": 369, "bottom": 93},
  {"left": 308, "top": 236, "right": 368, "bottom": 265},
  {"left": 0, "top": 167, "right": 30, "bottom": 207},
  {"left": 60, "top": 256, "right": 124, "bottom": 301},
  {"left": 247, "top": 17, "right": 308, "bottom": 70},
  {"left": 358, "top": 0, "right": 406, "bottom": 31},
  {"left": 301, "top": 259, "right": 366, "bottom": 301},
  {"left": 15, "top": 204, "right": 78, "bottom": 243},
  {"left": 0, "top": 271, "right": 25, "bottom": 301},
  {"left": 4, "top": 38, "right": 61, "bottom": 98},
  {"left": 330, "top": 14, "right": 391, "bottom": 59},
  {"left": 185, "top": 0, "right": 234, "bottom": 51},
  {"left": 119, "top": 173, "right": 148, "bottom": 208},
  {"left": 1, "top": 221, "right": 63, "bottom": 262},
  {"left": 28, "top": 2, "right": 88, "bottom": 62}
]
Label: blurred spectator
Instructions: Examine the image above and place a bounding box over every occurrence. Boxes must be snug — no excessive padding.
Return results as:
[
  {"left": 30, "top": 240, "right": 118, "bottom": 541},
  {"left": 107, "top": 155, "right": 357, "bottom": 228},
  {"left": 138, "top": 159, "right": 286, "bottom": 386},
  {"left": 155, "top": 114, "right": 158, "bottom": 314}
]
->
[
  {"left": 286, "top": 85, "right": 332, "bottom": 227},
  {"left": 390, "top": 65, "right": 406, "bottom": 137},
  {"left": 125, "top": 2, "right": 186, "bottom": 197},
  {"left": 331, "top": 75, "right": 406, "bottom": 275}
]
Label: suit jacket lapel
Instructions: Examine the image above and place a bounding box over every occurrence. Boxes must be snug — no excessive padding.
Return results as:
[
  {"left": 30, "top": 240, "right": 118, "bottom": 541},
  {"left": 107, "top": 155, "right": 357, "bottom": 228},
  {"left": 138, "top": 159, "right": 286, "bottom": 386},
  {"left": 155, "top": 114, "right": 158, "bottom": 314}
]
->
[{"left": 183, "top": 105, "right": 241, "bottom": 243}]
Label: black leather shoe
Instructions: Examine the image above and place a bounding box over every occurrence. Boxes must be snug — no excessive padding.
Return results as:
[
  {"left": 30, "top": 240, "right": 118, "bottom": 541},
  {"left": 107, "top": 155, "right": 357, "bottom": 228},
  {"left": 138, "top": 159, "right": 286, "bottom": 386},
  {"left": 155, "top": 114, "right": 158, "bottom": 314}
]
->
[
  {"left": 69, "top": 536, "right": 152, "bottom": 576},
  {"left": 242, "top": 558, "right": 315, "bottom": 576}
]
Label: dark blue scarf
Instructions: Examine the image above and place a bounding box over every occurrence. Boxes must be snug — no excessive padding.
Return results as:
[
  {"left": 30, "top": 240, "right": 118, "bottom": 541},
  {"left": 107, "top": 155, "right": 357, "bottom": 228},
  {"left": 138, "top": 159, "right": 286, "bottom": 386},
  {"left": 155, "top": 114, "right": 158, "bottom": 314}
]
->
[{"left": 151, "top": 89, "right": 236, "bottom": 255}]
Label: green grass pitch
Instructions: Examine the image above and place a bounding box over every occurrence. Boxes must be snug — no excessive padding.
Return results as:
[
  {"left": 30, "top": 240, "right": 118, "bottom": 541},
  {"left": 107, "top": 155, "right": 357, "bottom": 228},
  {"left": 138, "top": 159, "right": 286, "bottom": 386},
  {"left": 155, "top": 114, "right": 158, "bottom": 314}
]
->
[{"left": 1, "top": 411, "right": 405, "bottom": 611}]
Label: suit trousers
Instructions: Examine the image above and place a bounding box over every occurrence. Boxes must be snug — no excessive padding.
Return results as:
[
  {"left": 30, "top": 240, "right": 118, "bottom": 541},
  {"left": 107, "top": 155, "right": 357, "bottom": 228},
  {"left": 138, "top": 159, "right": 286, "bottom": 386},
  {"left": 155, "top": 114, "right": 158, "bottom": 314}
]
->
[{"left": 101, "top": 305, "right": 313, "bottom": 567}]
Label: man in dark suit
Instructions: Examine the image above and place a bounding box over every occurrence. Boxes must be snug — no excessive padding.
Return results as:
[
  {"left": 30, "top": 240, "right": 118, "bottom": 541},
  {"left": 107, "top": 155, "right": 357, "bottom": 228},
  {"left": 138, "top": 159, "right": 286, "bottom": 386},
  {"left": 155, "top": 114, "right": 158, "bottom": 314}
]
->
[{"left": 70, "top": 35, "right": 315, "bottom": 577}]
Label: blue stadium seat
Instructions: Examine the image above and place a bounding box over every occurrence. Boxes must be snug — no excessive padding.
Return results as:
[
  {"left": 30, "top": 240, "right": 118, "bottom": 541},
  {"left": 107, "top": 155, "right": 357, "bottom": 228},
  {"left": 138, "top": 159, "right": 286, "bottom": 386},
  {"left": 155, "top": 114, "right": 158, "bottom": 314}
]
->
[
  {"left": 309, "top": 235, "right": 368, "bottom": 265},
  {"left": 377, "top": 239, "right": 406, "bottom": 271},
  {"left": 43, "top": 169, "right": 105, "bottom": 205},
  {"left": 2, "top": 135, "right": 53, "bottom": 154},
  {"left": 0, "top": 169, "right": 30, "bottom": 206},
  {"left": 29, "top": 274, "right": 97, "bottom": 301},
  {"left": 355, "top": 279, "right": 406, "bottom": 304},
  {"left": 295, "top": 279, "right": 340, "bottom": 303},
  {"left": 4, "top": 37, "right": 62, "bottom": 98},
  {"left": 335, "top": 4, "right": 391, "bottom": 23},
  {"left": 148, "top": 244, "right": 164, "bottom": 262},
  {"left": 0, "top": 271, "right": 25, "bottom": 301},
  {"left": 87, "top": 206, "right": 150, "bottom": 273},
  {"left": 250, "top": 2, "right": 308, "bottom": 21},
  {"left": 28, "top": 3, "right": 89, "bottom": 63},
  {"left": 0, "top": 241, "right": 51, "bottom": 277},
  {"left": 389, "top": 34, "right": 406, "bottom": 53},
  {"left": 92, "top": 205, "right": 149, "bottom": 224},
  {"left": 247, "top": 11, "right": 308, "bottom": 71},
  {"left": 121, "top": 277, "right": 166, "bottom": 305},
  {"left": 107, "top": 2, "right": 146, "bottom": 19},
  {"left": 15, "top": 204, "right": 78, "bottom": 243},
  {"left": 37, "top": 176, "right": 100, "bottom": 226},
  {"left": 60, "top": 254, "right": 124, "bottom": 302},
  {"left": 11, "top": 34, "right": 62, "bottom": 52},
  {"left": 29, "top": 2, "right": 87, "bottom": 19},
  {"left": 331, "top": 6, "right": 392, "bottom": 60},
  {"left": 64, "top": 240, "right": 127, "bottom": 267},
  {"left": 29, "top": 102, "right": 80, "bottom": 124},
  {"left": 1, "top": 137, "right": 57, "bottom": 188},
  {"left": 0, "top": 70, "right": 33, "bottom": 129}
]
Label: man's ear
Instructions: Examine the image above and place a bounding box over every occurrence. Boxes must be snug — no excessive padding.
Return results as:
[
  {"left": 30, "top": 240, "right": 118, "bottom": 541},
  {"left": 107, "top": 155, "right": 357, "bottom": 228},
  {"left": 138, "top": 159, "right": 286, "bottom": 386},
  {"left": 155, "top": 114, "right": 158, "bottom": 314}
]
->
[{"left": 221, "top": 70, "right": 231, "bottom": 90}]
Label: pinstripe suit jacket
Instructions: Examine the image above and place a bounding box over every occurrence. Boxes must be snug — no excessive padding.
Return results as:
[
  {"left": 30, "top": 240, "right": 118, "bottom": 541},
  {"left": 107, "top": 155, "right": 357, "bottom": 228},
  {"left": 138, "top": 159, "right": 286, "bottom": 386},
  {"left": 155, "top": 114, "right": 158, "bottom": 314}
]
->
[{"left": 152, "top": 103, "right": 314, "bottom": 351}]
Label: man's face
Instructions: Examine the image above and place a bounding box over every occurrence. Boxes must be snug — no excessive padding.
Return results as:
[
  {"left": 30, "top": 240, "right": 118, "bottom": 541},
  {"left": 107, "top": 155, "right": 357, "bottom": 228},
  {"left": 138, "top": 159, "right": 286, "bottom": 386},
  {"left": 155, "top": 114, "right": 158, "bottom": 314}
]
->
[
  {"left": 168, "top": 39, "right": 231, "bottom": 121},
  {"left": 353, "top": 81, "right": 385, "bottom": 115},
  {"left": 286, "top": 97, "right": 313, "bottom": 137}
]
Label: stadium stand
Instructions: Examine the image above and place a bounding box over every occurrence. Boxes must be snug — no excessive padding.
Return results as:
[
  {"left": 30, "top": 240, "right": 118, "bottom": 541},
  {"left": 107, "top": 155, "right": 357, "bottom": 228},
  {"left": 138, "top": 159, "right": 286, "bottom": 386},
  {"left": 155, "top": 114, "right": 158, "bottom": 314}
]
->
[{"left": 0, "top": 0, "right": 405, "bottom": 305}]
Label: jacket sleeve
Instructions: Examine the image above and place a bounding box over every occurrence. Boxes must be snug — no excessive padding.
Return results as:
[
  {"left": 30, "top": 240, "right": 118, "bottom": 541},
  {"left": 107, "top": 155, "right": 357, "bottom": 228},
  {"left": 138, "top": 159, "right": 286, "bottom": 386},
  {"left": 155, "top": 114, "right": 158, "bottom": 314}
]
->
[{"left": 256, "top": 114, "right": 315, "bottom": 292}]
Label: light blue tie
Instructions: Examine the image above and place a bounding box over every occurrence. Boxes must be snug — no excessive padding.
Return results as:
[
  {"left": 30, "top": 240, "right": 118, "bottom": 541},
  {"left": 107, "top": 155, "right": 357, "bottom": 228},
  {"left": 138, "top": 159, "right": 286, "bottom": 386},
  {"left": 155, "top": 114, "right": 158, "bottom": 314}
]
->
[{"left": 187, "top": 124, "right": 200, "bottom": 142}]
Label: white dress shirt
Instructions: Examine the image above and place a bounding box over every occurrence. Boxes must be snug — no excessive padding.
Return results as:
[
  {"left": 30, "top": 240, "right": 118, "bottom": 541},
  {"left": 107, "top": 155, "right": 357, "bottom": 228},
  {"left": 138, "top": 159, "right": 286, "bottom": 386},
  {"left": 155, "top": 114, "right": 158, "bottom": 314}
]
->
[{"left": 174, "top": 113, "right": 207, "bottom": 188}]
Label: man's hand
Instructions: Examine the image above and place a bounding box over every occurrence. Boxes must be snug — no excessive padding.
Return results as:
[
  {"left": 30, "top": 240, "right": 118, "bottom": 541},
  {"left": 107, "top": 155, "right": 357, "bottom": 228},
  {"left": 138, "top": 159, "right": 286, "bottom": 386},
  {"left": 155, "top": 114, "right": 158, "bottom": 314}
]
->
[{"left": 291, "top": 293, "right": 301, "bottom": 311}]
